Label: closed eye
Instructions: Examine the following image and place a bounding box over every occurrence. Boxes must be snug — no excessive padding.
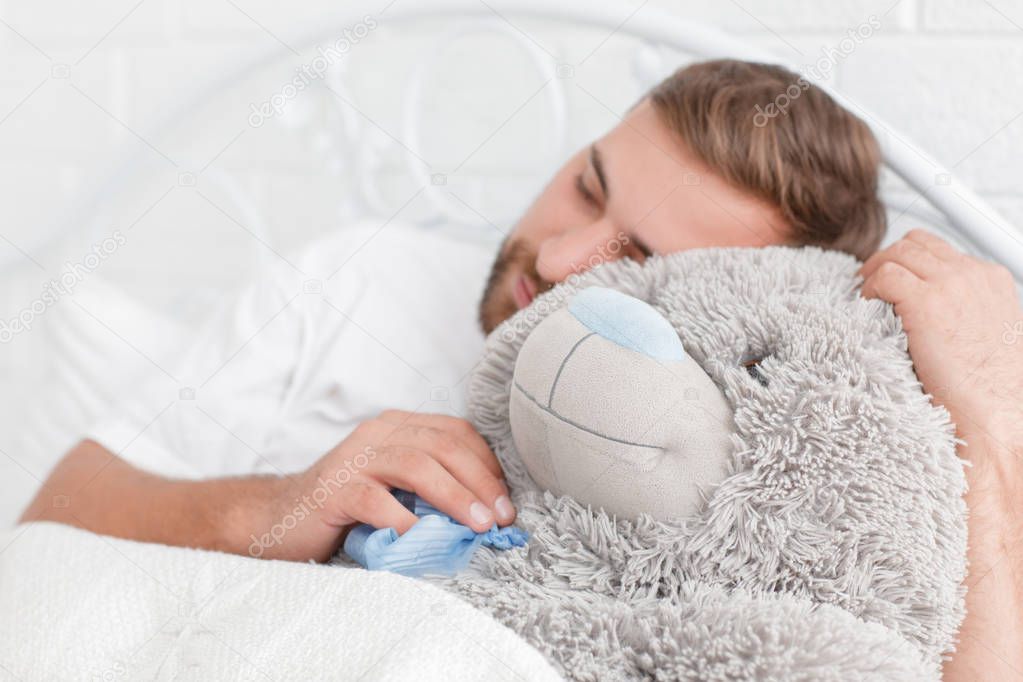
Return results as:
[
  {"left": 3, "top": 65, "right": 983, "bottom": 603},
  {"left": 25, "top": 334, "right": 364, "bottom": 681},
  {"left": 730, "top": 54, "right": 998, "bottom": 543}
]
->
[
  {"left": 574, "top": 173, "right": 599, "bottom": 207},
  {"left": 574, "top": 167, "right": 653, "bottom": 261}
]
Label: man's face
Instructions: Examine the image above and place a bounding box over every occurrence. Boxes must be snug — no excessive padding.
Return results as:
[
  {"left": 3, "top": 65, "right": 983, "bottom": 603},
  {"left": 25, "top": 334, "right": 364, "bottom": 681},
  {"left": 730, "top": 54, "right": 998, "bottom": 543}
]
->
[{"left": 478, "top": 99, "right": 790, "bottom": 333}]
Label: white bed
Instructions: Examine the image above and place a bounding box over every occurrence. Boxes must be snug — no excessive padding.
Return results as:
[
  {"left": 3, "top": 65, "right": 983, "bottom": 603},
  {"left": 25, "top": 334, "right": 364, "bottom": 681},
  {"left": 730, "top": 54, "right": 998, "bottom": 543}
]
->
[{"left": 1, "top": 1, "right": 1019, "bottom": 679}]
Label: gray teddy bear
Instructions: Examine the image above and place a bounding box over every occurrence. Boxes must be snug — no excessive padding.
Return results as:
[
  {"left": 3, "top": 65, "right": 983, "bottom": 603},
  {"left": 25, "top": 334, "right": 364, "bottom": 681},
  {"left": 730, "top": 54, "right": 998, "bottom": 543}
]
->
[{"left": 433, "top": 245, "right": 966, "bottom": 682}]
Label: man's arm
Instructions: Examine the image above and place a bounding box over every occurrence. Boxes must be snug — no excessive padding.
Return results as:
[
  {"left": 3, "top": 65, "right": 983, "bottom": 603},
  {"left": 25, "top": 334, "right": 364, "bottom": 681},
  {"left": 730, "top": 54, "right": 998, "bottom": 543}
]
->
[
  {"left": 950, "top": 424, "right": 1023, "bottom": 678},
  {"left": 21, "top": 411, "right": 516, "bottom": 564},
  {"left": 860, "top": 229, "right": 1023, "bottom": 678},
  {"left": 21, "top": 439, "right": 305, "bottom": 556}
]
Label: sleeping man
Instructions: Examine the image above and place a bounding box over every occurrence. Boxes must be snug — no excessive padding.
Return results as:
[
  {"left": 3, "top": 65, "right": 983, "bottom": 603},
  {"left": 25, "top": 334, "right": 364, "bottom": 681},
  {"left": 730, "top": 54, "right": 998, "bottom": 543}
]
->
[{"left": 21, "top": 59, "right": 1022, "bottom": 677}]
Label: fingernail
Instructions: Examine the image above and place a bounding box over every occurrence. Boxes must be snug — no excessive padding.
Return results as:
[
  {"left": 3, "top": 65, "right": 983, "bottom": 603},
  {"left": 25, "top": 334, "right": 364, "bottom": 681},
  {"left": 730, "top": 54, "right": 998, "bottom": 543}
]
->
[
  {"left": 470, "top": 501, "right": 493, "bottom": 526},
  {"left": 495, "top": 495, "right": 515, "bottom": 522}
]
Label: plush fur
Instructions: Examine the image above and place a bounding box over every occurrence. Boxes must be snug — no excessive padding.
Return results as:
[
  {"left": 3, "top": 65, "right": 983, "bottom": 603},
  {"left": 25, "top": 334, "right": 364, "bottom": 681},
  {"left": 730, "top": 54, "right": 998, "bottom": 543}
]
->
[{"left": 432, "top": 246, "right": 967, "bottom": 681}]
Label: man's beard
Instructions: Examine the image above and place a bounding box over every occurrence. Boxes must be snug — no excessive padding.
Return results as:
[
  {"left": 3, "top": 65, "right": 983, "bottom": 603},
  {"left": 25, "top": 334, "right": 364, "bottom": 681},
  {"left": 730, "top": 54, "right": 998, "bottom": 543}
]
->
[{"left": 477, "top": 238, "right": 551, "bottom": 335}]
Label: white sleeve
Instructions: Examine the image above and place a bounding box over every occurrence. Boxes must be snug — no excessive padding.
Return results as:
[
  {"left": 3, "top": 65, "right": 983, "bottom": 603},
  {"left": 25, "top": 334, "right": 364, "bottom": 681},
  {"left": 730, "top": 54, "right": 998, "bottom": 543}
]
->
[{"left": 86, "top": 260, "right": 314, "bottom": 480}]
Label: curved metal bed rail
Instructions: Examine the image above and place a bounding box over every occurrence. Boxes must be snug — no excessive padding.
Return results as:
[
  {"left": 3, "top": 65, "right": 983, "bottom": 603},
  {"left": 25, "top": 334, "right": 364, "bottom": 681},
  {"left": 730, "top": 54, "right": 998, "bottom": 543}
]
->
[{"left": 28, "top": 0, "right": 1023, "bottom": 280}]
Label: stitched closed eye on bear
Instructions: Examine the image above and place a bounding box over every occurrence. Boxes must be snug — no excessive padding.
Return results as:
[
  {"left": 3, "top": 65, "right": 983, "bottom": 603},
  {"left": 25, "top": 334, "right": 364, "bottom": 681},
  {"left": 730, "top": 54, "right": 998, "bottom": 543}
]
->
[{"left": 508, "top": 287, "right": 736, "bottom": 522}]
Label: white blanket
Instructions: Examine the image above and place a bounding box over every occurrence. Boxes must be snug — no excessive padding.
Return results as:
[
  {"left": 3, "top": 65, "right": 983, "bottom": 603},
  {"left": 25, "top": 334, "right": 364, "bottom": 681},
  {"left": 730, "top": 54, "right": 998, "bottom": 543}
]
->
[{"left": 0, "top": 522, "right": 561, "bottom": 681}]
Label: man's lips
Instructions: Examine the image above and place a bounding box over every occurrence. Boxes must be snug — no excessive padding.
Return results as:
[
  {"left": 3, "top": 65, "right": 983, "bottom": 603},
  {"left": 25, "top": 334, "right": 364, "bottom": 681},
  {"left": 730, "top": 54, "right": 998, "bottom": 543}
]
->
[{"left": 513, "top": 274, "right": 538, "bottom": 310}]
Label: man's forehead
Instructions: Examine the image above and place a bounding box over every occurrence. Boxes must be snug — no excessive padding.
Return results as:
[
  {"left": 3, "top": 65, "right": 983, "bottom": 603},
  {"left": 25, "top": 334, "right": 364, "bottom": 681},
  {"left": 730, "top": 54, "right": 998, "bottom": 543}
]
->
[
  {"left": 589, "top": 103, "right": 788, "bottom": 246},
  {"left": 597, "top": 100, "right": 700, "bottom": 180}
]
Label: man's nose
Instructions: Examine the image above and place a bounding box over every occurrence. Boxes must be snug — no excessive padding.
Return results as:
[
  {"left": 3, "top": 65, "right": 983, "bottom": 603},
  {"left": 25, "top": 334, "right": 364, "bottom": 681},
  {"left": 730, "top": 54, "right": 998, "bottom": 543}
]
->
[{"left": 535, "top": 220, "right": 623, "bottom": 284}]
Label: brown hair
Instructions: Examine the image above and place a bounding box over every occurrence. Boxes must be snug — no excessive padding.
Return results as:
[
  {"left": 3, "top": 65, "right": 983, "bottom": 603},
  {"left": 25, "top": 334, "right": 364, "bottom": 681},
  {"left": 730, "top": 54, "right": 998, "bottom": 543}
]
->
[{"left": 649, "top": 59, "right": 885, "bottom": 260}]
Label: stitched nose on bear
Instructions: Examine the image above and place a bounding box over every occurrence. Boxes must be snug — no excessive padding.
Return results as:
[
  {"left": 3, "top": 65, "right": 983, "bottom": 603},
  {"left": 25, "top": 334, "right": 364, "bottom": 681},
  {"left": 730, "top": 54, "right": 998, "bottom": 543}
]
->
[{"left": 508, "top": 286, "right": 736, "bottom": 522}]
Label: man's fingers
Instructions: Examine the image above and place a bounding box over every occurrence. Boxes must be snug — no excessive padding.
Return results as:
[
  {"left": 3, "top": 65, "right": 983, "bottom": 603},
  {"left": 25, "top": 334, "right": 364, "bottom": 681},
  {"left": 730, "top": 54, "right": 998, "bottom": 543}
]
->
[
  {"left": 378, "top": 410, "right": 504, "bottom": 479},
  {"left": 372, "top": 445, "right": 496, "bottom": 532},
  {"left": 861, "top": 261, "right": 924, "bottom": 306},
  {"left": 860, "top": 238, "right": 945, "bottom": 281},
  {"left": 340, "top": 479, "right": 419, "bottom": 534},
  {"left": 381, "top": 425, "right": 514, "bottom": 524},
  {"left": 859, "top": 245, "right": 894, "bottom": 280},
  {"left": 903, "top": 228, "right": 960, "bottom": 261}
]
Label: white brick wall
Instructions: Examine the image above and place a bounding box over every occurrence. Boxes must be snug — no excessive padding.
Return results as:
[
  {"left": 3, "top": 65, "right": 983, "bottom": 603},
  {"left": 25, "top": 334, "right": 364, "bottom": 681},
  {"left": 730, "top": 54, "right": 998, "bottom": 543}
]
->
[
  {"left": 0, "top": 0, "right": 1021, "bottom": 523},
  {"left": 0, "top": 1, "right": 1019, "bottom": 243},
  {"left": 0, "top": 1, "right": 1018, "bottom": 249}
]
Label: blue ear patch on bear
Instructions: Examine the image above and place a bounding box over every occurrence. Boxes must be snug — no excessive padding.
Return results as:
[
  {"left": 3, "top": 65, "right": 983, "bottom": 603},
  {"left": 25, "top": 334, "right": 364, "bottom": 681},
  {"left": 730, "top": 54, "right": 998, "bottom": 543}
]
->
[{"left": 567, "top": 286, "right": 686, "bottom": 362}]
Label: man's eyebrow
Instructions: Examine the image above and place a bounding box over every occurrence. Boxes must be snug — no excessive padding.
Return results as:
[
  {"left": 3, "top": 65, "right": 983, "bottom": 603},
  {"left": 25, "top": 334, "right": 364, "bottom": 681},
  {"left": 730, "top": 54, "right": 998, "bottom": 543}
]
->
[{"left": 590, "top": 145, "right": 609, "bottom": 199}]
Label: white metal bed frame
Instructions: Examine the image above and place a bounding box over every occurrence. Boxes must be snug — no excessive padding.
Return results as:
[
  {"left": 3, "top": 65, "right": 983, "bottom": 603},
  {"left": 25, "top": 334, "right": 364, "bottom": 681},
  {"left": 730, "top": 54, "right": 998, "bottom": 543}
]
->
[{"left": 27, "top": 0, "right": 1023, "bottom": 281}]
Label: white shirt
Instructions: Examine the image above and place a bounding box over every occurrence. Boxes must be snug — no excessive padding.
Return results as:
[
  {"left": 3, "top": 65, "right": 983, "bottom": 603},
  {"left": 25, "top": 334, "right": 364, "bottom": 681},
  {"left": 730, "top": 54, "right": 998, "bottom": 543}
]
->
[{"left": 87, "top": 222, "right": 495, "bottom": 479}]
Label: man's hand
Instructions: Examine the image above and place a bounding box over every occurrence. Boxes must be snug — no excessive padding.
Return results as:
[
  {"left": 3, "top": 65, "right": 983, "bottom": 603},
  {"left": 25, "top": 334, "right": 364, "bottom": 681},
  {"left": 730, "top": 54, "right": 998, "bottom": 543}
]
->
[
  {"left": 860, "top": 229, "right": 1023, "bottom": 679},
  {"left": 253, "top": 410, "right": 517, "bottom": 562},
  {"left": 22, "top": 411, "right": 516, "bottom": 566},
  {"left": 860, "top": 228, "right": 1023, "bottom": 436}
]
